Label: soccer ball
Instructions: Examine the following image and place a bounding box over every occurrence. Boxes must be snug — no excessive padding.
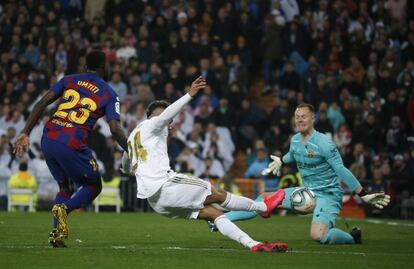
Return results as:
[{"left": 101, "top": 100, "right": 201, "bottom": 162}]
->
[{"left": 290, "top": 187, "right": 316, "bottom": 214}]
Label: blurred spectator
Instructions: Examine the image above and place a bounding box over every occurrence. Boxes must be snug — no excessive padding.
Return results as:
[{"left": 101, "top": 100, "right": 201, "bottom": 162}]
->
[
  {"left": 334, "top": 123, "right": 352, "bottom": 156},
  {"left": 198, "top": 156, "right": 225, "bottom": 180},
  {"left": 315, "top": 109, "right": 334, "bottom": 136},
  {"left": 108, "top": 72, "right": 128, "bottom": 101},
  {"left": 244, "top": 149, "right": 269, "bottom": 179},
  {"left": 8, "top": 162, "right": 37, "bottom": 211}
]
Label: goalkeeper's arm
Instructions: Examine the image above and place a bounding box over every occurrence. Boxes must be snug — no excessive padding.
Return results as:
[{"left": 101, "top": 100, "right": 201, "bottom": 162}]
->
[{"left": 323, "top": 141, "right": 391, "bottom": 209}]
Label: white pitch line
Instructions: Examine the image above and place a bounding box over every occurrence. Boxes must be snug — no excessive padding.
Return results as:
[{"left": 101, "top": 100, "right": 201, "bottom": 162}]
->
[
  {"left": 1, "top": 245, "right": 414, "bottom": 257},
  {"left": 341, "top": 218, "right": 414, "bottom": 227}
]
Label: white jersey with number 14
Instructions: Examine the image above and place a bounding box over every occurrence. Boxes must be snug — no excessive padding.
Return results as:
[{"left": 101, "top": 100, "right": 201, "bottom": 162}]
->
[{"left": 127, "top": 94, "right": 192, "bottom": 199}]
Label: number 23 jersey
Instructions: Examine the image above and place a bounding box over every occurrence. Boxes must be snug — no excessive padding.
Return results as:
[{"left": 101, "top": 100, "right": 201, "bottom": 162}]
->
[{"left": 43, "top": 73, "right": 120, "bottom": 150}]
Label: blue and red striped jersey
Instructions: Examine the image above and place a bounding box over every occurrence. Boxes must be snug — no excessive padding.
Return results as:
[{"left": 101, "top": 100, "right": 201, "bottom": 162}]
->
[{"left": 43, "top": 73, "right": 120, "bottom": 150}]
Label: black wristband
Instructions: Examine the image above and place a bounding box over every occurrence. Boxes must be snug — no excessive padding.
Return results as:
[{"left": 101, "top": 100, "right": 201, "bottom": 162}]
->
[{"left": 358, "top": 188, "right": 368, "bottom": 197}]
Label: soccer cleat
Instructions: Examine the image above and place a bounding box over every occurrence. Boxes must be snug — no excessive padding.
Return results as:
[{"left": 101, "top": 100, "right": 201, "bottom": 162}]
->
[
  {"left": 260, "top": 189, "right": 285, "bottom": 218},
  {"left": 48, "top": 229, "right": 67, "bottom": 248},
  {"left": 52, "top": 204, "right": 69, "bottom": 238},
  {"left": 251, "top": 242, "right": 289, "bottom": 253},
  {"left": 350, "top": 226, "right": 362, "bottom": 244},
  {"left": 207, "top": 220, "right": 218, "bottom": 232}
]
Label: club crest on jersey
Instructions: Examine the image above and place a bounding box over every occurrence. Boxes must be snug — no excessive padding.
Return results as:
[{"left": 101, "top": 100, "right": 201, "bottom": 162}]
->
[{"left": 307, "top": 150, "right": 315, "bottom": 158}]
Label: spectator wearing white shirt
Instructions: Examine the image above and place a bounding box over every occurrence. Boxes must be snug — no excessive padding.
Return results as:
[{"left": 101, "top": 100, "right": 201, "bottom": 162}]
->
[
  {"left": 29, "top": 115, "right": 50, "bottom": 157},
  {"left": 0, "top": 143, "right": 12, "bottom": 208},
  {"left": 198, "top": 156, "right": 225, "bottom": 180},
  {"left": 31, "top": 153, "right": 59, "bottom": 207}
]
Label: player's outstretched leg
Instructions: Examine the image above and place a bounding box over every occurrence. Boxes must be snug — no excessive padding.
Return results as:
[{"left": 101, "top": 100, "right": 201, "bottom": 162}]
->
[
  {"left": 225, "top": 194, "right": 263, "bottom": 221},
  {"left": 204, "top": 187, "right": 284, "bottom": 217},
  {"left": 207, "top": 195, "right": 264, "bottom": 232},
  {"left": 199, "top": 205, "right": 288, "bottom": 252}
]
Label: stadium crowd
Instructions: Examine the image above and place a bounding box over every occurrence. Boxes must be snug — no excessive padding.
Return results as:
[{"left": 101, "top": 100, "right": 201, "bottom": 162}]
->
[{"left": 0, "top": 0, "right": 414, "bottom": 218}]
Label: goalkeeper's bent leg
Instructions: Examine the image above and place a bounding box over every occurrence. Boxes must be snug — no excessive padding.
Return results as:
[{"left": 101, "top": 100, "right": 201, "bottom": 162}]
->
[{"left": 320, "top": 228, "right": 355, "bottom": 244}]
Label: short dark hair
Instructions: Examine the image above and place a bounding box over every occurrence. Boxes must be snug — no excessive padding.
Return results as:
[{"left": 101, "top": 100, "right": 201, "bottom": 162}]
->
[
  {"left": 146, "top": 100, "right": 171, "bottom": 117},
  {"left": 296, "top": 103, "right": 315, "bottom": 113},
  {"left": 19, "top": 162, "right": 28, "bottom": 171},
  {"left": 86, "top": 50, "right": 106, "bottom": 71}
]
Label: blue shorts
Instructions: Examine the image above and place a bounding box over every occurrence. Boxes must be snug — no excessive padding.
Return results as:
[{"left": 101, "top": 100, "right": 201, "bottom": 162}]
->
[
  {"left": 41, "top": 137, "right": 101, "bottom": 186},
  {"left": 282, "top": 187, "right": 342, "bottom": 228}
]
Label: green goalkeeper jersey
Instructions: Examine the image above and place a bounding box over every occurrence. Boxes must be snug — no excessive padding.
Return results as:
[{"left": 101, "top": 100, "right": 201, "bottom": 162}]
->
[{"left": 282, "top": 130, "right": 361, "bottom": 193}]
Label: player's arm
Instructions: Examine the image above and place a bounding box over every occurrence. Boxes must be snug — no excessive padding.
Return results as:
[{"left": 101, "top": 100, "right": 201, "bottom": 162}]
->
[
  {"left": 108, "top": 120, "right": 128, "bottom": 151},
  {"left": 152, "top": 76, "right": 206, "bottom": 130},
  {"left": 13, "top": 90, "right": 59, "bottom": 156},
  {"left": 322, "top": 139, "right": 390, "bottom": 209}
]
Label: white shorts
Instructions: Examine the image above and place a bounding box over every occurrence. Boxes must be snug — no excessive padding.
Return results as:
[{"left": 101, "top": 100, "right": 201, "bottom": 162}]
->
[{"left": 148, "top": 173, "right": 212, "bottom": 219}]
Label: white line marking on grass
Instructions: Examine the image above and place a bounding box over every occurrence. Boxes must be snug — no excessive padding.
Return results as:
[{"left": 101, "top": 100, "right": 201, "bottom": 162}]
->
[
  {"left": 112, "top": 246, "right": 127, "bottom": 249},
  {"left": 289, "top": 250, "right": 366, "bottom": 256},
  {"left": 342, "top": 218, "right": 414, "bottom": 227},
  {"left": 1, "top": 245, "right": 414, "bottom": 257},
  {"left": 165, "top": 246, "right": 241, "bottom": 252}
]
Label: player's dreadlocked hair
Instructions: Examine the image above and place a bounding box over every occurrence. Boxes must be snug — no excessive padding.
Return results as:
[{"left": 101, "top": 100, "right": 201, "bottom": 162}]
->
[
  {"left": 86, "top": 50, "right": 106, "bottom": 71},
  {"left": 296, "top": 103, "right": 315, "bottom": 113},
  {"left": 146, "top": 100, "right": 171, "bottom": 118}
]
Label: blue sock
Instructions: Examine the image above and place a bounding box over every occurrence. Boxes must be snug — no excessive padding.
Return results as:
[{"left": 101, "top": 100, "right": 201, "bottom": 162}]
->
[
  {"left": 64, "top": 185, "right": 100, "bottom": 213},
  {"left": 320, "top": 228, "right": 355, "bottom": 244},
  {"left": 224, "top": 196, "right": 263, "bottom": 222},
  {"left": 52, "top": 191, "right": 71, "bottom": 229},
  {"left": 281, "top": 187, "right": 295, "bottom": 210}
]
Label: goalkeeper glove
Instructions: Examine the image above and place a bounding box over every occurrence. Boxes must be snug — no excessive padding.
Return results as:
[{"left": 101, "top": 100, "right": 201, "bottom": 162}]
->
[
  {"left": 268, "top": 155, "right": 282, "bottom": 176},
  {"left": 358, "top": 189, "right": 391, "bottom": 209}
]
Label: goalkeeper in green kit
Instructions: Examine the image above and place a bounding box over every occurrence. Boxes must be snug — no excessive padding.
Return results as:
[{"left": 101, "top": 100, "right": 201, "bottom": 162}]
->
[{"left": 210, "top": 103, "right": 390, "bottom": 244}]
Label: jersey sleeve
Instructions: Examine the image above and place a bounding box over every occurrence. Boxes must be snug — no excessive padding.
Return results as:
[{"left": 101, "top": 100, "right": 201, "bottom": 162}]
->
[
  {"left": 150, "top": 93, "right": 192, "bottom": 132},
  {"left": 320, "top": 136, "right": 361, "bottom": 192},
  {"left": 50, "top": 77, "right": 66, "bottom": 96},
  {"left": 282, "top": 140, "right": 295, "bottom": 164},
  {"left": 105, "top": 94, "right": 121, "bottom": 122}
]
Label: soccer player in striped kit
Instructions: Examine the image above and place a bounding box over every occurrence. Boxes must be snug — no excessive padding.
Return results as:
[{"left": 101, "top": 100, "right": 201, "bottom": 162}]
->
[{"left": 13, "top": 50, "right": 128, "bottom": 247}]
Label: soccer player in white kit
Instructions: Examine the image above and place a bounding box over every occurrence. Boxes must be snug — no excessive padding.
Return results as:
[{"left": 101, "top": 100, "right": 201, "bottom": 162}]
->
[{"left": 123, "top": 77, "right": 287, "bottom": 252}]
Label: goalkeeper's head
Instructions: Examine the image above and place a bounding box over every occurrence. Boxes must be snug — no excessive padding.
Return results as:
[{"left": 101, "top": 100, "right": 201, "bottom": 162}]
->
[{"left": 294, "top": 103, "right": 315, "bottom": 135}]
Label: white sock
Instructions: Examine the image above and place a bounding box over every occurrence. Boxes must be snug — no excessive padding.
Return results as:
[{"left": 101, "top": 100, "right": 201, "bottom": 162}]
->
[
  {"left": 214, "top": 215, "right": 260, "bottom": 249},
  {"left": 220, "top": 193, "right": 267, "bottom": 212}
]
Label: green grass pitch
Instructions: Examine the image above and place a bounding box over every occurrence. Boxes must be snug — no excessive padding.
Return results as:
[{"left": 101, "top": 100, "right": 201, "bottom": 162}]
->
[{"left": 1, "top": 212, "right": 414, "bottom": 269}]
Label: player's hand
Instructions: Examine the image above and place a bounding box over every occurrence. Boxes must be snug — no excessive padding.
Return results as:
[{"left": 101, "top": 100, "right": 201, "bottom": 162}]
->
[
  {"left": 188, "top": 76, "right": 207, "bottom": 97},
  {"left": 13, "top": 133, "right": 30, "bottom": 157},
  {"left": 268, "top": 155, "right": 282, "bottom": 176},
  {"left": 120, "top": 151, "right": 132, "bottom": 175},
  {"left": 360, "top": 192, "right": 391, "bottom": 209}
]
